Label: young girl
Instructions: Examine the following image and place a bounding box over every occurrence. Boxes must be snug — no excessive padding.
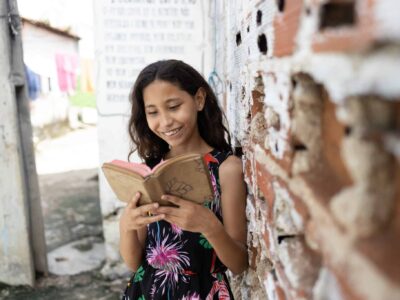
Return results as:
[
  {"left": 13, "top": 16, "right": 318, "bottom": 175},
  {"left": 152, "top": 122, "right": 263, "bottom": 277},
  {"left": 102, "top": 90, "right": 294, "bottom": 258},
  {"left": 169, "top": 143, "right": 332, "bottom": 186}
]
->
[{"left": 120, "top": 59, "right": 248, "bottom": 300}]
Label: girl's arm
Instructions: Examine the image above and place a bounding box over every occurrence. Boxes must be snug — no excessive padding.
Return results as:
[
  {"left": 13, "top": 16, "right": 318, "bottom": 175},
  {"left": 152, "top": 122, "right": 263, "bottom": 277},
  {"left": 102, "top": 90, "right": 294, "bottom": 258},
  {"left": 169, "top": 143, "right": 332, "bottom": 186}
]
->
[
  {"left": 119, "top": 222, "right": 146, "bottom": 271},
  {"left": 203, "top": 155, "right": 248, "bottom": 274},
  {"left": 157, "top": 155, "right": 248, "bottom": 275},
  {"left": 119, "top": 193, "right": 165, "bottom": 271}
]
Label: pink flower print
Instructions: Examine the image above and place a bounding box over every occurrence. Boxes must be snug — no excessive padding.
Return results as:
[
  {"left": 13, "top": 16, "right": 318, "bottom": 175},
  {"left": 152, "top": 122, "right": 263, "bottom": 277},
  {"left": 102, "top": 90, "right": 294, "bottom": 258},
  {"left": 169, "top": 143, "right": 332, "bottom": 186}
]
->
[
  {"left": 147, "top": 235, "right": 191, "bottom": 295},
  {"left": 154, "top": 268, "right": 181, "bottom": 294},
  {"left": 207, "top": 172, "right": 221, "bottom": 213},
  {"left": 150, "top": 284, "right": 157, "bottom": 299},
  {"left": 147, "top": 235, "right": 189, "bottom": 272},
  {"left": 206, "top": 273, "right": 231, "bottom": 300},
  {"left": 171, "top": 223, "right": 183, "bottom": 236},
  {"left": 210, "top": 172, "right": 218, "bottom": 196},
  {"left": 180, "top": 292, "right": 201, "bottom": 300}
]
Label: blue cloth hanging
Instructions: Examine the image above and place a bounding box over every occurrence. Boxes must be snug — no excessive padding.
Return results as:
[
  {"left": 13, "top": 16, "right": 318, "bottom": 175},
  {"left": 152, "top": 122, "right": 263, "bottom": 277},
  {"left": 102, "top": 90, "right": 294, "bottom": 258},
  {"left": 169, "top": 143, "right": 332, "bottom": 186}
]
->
[{"left": 24, "top": 65, "right": 41, "bottom": 100}]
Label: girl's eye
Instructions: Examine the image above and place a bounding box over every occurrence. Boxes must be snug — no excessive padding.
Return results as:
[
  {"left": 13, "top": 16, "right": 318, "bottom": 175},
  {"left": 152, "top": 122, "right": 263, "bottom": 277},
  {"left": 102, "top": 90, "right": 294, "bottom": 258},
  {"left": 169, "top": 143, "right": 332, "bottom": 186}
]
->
[
  {"left": 169, "top": 104, "right": 180, "bottom": 110},
  {"left": 147, "top": 111, "right": 157, "bottom": 115}
]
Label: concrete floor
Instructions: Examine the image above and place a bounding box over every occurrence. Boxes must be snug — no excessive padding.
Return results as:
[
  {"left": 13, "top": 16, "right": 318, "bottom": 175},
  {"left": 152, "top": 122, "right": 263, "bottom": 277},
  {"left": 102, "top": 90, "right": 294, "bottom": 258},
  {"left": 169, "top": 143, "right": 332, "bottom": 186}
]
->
[{"left": 0, "top": 124, "right": 127, "bottom": 299}]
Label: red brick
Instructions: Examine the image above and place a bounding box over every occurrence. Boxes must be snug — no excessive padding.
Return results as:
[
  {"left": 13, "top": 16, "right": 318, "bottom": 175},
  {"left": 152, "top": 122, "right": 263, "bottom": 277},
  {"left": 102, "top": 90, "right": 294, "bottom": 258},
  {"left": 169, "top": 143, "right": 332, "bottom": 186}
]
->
[
  {"left": 320, "top": 89, "right": 353, "bottom": 189},
  {"left": 273, "top": 0, "right": 304, "bottom": 57},
  {"left": 312, "top": 0, "right": 376, "bottom": 53},
  {"left": 289, "top": 79, "right": 353, "bottom": 205},
  {"left": 255, "top": 160, "right": 276, "bottom": 220},
  {"left": 262, "top": 231, "right": 272, "bottom": 253}
]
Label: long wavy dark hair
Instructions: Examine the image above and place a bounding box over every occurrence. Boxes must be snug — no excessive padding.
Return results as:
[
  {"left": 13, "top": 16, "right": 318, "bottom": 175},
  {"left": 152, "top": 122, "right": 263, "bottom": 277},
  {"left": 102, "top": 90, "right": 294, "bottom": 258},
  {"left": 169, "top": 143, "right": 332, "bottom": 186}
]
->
[{"left": 128, "top": 59, "right": 231, "bottom": 166}]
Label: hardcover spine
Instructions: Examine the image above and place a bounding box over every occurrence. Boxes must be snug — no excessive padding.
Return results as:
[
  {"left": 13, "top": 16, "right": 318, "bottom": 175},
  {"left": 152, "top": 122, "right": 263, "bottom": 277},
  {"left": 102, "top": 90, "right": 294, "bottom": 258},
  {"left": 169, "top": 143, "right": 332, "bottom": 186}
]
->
[{"left": 144, "top": 178, "right": 164, "bottom": 204}]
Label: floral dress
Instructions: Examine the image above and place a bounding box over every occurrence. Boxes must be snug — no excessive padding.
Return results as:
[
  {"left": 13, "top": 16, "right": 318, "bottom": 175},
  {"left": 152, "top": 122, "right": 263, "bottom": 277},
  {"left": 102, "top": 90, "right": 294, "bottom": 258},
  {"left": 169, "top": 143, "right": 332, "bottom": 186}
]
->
[{"left": 122, "top": 149, "right": 234, "bottom": 300}]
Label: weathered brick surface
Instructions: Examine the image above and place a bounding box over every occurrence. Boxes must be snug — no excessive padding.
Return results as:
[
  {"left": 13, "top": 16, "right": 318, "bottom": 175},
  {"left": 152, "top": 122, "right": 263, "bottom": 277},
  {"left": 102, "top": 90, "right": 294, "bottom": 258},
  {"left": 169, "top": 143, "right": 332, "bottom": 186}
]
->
[
  {"left": 214, "top": 0, "right": 400, "bottom": 298},
  {"left": 273, "top": 0, "right": 304, "bottom": 57},
  {"left": 312, "top": 0, "right": 376, "bottom": 53}
]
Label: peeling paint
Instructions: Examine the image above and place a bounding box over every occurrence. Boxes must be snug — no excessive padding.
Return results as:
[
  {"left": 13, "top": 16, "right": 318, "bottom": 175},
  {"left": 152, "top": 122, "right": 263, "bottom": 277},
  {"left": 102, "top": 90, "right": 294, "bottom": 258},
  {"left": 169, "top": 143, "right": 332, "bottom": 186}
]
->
[
  {"left": 273, "top": 182, "right": 304, "bottom": 236},
  {"left": 304, "top": 49, "right": 400, "bottom": 103},
  {"left": 375, "top": 0, "right": 400, "bottom": 40}
]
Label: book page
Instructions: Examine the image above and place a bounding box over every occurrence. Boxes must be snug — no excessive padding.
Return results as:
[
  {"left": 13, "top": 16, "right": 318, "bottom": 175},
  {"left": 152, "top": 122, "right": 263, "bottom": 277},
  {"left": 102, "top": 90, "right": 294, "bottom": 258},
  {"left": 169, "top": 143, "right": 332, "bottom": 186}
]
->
[
  {"left": 155, "top": 155, "right": 214, "bottom": 204},
  {"left": 103, "top": 154, "right": 214, "bottom": 206},
  {"left": 143, "top": 178, "right": 166, "bottom": 206},
  {"left": 102, "top": 164, "right": 152, "bottom": 204},
  {"left": 110, "top": 160, "right": 151, "bottom": 177}
]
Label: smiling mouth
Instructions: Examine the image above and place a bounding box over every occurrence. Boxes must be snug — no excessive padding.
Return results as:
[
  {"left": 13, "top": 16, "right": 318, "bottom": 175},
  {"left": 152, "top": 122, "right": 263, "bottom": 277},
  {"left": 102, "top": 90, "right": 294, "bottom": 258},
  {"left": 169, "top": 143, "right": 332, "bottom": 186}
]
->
[{"left": 162, "top": 127, "right": 182, "bottom": 137}]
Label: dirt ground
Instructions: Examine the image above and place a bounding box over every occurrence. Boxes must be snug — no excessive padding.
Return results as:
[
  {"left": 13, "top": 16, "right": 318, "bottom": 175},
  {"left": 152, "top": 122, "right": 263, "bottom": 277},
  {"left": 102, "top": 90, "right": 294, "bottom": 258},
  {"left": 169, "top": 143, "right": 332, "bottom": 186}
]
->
[
  {"left": 0, "top": 272, "right": 124, "bottom": 300},
  {"left": 0, "top": 125, "right": 128, "bottom": 300}
]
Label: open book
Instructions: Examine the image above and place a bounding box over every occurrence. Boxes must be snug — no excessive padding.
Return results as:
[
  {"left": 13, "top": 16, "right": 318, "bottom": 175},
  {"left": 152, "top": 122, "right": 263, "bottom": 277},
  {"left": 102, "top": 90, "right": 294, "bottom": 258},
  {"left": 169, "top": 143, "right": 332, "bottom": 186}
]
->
[{"left": 101, "top": 153, "right": 214, "bottom": 206}]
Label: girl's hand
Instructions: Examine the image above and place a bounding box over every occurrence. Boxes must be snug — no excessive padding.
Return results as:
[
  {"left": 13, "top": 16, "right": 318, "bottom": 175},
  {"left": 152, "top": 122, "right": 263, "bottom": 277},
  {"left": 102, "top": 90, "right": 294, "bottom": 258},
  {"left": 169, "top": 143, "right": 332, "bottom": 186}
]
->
[
  {"left": 155, "top": 194, "right": 221, "bottom": 235},
  {"left": 120, "top": 192, "right": 165, "bottom": 233}
]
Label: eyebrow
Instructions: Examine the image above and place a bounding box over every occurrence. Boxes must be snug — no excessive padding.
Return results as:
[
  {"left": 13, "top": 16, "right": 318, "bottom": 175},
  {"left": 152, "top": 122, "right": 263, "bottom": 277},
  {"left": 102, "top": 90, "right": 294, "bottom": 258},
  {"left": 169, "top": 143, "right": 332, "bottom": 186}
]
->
[{"left": 145, "top": 98, "right": 181, "bottom": 108}]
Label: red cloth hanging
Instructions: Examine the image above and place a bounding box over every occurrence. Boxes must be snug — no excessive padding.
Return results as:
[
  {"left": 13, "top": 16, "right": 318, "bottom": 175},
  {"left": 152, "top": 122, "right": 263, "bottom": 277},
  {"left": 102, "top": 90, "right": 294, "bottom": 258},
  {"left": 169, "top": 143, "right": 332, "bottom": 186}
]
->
[{"left": 55, "top": 53, "right": 79, "bottom": 92}]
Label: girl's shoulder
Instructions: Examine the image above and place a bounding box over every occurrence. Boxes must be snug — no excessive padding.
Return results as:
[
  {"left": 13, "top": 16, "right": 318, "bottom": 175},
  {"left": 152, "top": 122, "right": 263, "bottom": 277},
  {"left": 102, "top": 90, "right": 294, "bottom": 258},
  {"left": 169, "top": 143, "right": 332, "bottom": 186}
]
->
[
  {"left": 210, "top": 147, "right": 243, "bottom": 180},
  {"left": 219, "top": 154, "right": 243, "bottom": 176},
  {"left": 218, "top": 153, "right": 246, "bottom": 202}
]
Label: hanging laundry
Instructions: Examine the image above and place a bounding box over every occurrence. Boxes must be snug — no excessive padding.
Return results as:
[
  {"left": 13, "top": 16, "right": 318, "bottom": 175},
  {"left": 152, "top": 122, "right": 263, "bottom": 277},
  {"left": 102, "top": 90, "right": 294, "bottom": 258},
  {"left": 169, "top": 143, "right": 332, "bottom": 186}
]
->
[
  {"left": 55, "top": 53, "right": 79, "bottom": 93},
  {"left": 24, "top": 64, "right": 41, "bottom": 100}
]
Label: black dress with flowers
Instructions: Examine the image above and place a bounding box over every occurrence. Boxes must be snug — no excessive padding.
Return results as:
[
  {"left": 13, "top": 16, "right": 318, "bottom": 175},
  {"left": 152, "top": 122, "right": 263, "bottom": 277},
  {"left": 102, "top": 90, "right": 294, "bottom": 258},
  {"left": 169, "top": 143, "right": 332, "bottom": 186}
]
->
[{"left": 122, "top": 149, "right": 234, "bottom": 300}]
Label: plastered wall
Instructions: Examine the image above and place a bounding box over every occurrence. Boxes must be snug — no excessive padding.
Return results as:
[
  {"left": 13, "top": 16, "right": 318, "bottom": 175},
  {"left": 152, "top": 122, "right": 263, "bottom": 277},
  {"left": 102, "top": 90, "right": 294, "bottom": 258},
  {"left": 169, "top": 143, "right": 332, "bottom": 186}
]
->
[
  {"left": 213, "top": 0, "right": 400, "bottom": 299},
  {"left": 0, "top": 0, "right": 46, "bottom": 285}
]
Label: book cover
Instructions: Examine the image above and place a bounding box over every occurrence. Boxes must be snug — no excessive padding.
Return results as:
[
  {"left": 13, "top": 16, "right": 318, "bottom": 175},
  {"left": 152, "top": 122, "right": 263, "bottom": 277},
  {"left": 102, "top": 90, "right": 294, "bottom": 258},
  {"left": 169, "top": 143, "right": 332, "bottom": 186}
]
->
[{"left": 101, "top": 153, "right": 214, "bottom": 206}]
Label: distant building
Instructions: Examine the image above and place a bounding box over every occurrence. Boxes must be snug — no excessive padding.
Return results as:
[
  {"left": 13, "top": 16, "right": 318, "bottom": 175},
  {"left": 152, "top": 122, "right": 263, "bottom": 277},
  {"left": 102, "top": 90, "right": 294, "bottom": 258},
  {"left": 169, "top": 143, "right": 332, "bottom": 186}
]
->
[{"left": 21, "top": 17, "right": 80, "bottom": 129}]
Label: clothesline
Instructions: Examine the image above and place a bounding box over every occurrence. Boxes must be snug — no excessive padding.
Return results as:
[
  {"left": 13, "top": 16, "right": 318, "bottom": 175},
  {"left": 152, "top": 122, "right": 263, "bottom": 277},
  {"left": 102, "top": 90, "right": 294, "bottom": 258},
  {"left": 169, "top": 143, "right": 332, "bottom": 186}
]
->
[{"left": 24, "top": 54, "right": 95, "bottom": 100}]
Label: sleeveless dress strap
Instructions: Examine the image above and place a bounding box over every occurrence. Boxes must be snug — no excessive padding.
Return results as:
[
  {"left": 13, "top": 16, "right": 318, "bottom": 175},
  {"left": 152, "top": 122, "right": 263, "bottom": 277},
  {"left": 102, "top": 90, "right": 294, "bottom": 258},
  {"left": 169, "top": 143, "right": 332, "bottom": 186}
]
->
[{"left": 211, "top": 149, "right": 233, "bottom": 166}]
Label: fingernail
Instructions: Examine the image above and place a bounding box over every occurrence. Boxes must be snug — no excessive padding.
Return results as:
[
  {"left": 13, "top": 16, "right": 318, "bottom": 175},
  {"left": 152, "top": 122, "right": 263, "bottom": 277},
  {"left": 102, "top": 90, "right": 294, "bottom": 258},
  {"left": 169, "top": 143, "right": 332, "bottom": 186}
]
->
[
  {"left": 161, "top": 195, "right": 167, "bottom": 200},
  {"left": 153, "top": 203, "right": 159, "bottom": 208}
]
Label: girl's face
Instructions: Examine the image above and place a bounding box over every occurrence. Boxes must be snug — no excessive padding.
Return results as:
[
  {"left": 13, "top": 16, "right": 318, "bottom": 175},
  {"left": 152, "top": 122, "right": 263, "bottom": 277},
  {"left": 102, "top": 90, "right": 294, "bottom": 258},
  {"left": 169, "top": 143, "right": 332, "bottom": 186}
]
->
[{"left": 143, "top": 80, "right": 205, "bottom": 149}]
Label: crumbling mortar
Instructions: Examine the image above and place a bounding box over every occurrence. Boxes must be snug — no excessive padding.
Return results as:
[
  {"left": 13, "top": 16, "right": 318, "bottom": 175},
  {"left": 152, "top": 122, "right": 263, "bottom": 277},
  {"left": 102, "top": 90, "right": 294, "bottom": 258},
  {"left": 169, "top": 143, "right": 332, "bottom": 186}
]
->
[{"left": 330, "top": 95, "right": 397, "bottom": 237}]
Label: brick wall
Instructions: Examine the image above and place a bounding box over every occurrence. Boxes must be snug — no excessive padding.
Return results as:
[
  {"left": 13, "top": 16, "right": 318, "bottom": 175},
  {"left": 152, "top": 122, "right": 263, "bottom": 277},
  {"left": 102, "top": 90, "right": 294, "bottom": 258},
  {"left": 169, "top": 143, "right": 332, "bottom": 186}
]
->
[{"left": 212, "top": 0, "right": 400, "bottom": 299}]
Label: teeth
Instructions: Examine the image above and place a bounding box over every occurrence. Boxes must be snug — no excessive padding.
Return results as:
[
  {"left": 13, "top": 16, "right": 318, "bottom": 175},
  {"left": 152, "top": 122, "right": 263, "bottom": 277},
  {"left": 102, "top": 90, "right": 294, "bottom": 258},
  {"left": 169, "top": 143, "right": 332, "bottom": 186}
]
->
[{"left": 163, "top": 128, "right": 181, "bottom": 136}]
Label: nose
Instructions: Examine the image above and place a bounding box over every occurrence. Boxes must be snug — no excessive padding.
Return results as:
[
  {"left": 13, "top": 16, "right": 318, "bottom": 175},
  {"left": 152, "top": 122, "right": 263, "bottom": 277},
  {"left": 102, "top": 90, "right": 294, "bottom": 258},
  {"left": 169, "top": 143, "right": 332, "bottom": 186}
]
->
[{"left": 159, "top": 112, "right": 173, "bottom": 128}]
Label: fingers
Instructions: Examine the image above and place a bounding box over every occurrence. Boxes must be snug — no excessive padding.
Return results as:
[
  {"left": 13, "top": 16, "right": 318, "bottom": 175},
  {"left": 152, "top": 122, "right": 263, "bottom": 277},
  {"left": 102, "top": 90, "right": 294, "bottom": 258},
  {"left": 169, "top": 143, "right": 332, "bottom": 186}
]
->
[
  {"left": 128, "top": 193, "right": 159, "bottom": 214},
  {"left": 137, "top": 202, "right": 158, "bottom": 216},
  {"left": 128, "top": 192, "right": 141, "bottom": 209},
  {"left": 162, "top": 214, "right": 180, "bottom": 227},
  {"left": 127, "top": 202, "right": 160, "bottom": 229},
  {"left": 129, "top": 204, "right": 164, "bottom": 229},
  {"left": 124, "top": 193, "right": 165, "bottom": 229},
  {"left": 140, "top": 213, "right": 165, "bottom": 225},
  {"left": 156, "top": 205, "right": 179, "bottom": 217},
  {"left": 161, "top": 194, "right": 183, "bottom": 206}
]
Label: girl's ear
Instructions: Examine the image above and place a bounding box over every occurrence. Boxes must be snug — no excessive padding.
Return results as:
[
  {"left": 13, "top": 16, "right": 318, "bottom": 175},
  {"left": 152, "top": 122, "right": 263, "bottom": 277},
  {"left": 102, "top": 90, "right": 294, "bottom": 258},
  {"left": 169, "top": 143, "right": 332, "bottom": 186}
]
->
[{"left": 195, "top": 87, "right": 206, "bottom": 111}]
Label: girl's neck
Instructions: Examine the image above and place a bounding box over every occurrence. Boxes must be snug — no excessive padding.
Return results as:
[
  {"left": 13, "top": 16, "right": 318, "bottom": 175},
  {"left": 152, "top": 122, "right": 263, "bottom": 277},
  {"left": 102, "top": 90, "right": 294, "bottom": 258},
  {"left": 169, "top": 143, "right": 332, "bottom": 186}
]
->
[{"left": 165, "top": 140, "right": 213, "bottom": 159}]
